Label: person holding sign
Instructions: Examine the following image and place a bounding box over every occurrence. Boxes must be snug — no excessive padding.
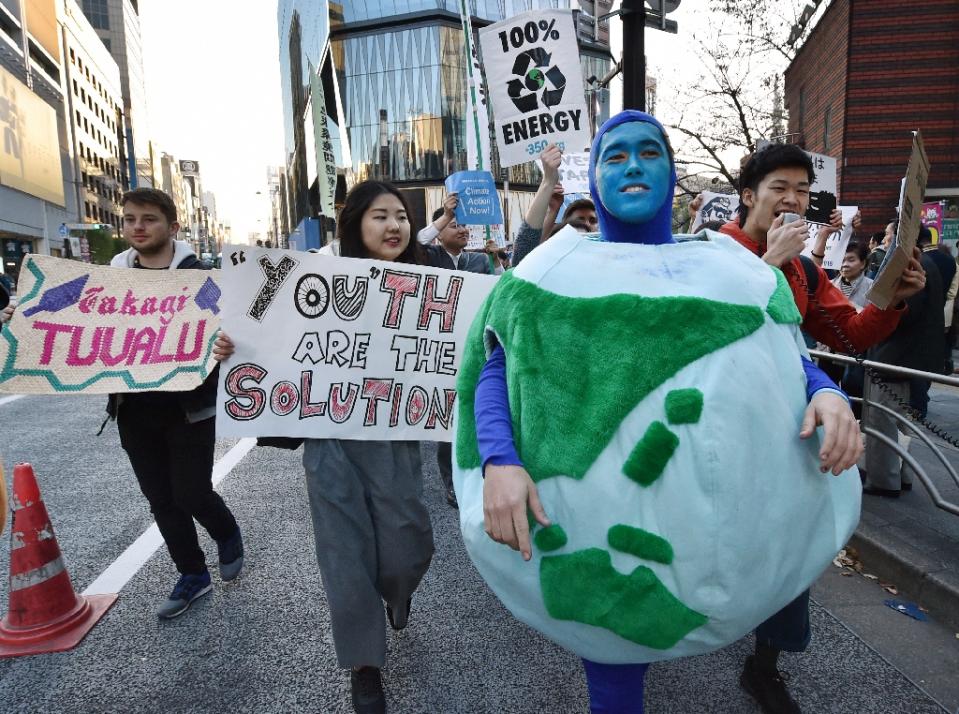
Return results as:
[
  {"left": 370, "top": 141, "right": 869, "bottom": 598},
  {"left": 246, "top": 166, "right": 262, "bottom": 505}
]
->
[
  {"left": 102, "top": 188, "right": 243, "bottom": 620},
  {"left": 454, "top": 111, "right": 862, "bottom": 713},
  {"left": 217, "top": 181, "right": 434, "bottom": 714},
  {"left": 719, "top": 144, "right": 927, "bottom": 713}
]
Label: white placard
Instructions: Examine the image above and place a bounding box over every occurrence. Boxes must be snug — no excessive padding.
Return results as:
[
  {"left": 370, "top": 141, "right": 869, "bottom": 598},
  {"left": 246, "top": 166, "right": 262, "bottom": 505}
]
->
[
  {"left": 216, "top": 248, "right": 498, "bottom": 441},
  {"left": 691, "top": 192, "right": 739, "bottom": 231},
  {"left": 802, "top": 205, "right": 858, "bottom": 271},
  {"left": 479, "top": 9, "right": 591, "bottom": 167},
  {"left": 556, "top": 151, "right": 591, "bottom": 193}
]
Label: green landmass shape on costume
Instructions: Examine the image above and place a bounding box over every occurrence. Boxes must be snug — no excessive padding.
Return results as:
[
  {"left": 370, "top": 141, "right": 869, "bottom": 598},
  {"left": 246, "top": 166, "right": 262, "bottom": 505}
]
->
[
  {"left": 540, "top": 548, "right": 708, "bottom": 650},
  {"left": 534, "top": 525, "right": 568, "bottom": 552},
  {"left": 665, "top": 389, "right": 704, "bottom": 425},
  {"left": 608, "top": 524, "right": 674, "bottom": 564},
  {"left": 623, "top": 421, "right": 679, "bottom": 487},
  {"left": 456, "top": 271, "right": 771, "bottom": 482},
  {"left": 766, "top": 267, "right": 802, "bottom": 325}
]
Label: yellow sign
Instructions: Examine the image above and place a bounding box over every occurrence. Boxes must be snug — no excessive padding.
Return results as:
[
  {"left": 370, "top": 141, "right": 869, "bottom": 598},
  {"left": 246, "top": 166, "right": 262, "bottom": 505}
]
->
[{"left": 0, "top": 64, "right": 65, "bottom": 206}]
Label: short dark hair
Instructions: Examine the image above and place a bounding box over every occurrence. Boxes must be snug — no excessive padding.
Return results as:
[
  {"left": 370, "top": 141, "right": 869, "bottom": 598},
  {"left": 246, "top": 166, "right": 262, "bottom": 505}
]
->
[
  {"left": 736, "top": 144, "right": 815, "bottom": 224},
  {"left": 917, "top": 226, "right": 932, "bottom": 246},
  {"left": 562, "top": 198, "right": 595, "bottom": 221},
  {"left": 845, "top": 241, "right": 868, "bottom": 263},
  {"left": 121, "top": 188, "right": 178, "bottom": 224},
  {"left": 431, "top": 207, "right": 446, "bottom": 222},
  {"left": 869, "top": 231, "right": 885, "bottom": 247},
  {"left": 337, "top": 180, "right": 422, "bottom": 264}
]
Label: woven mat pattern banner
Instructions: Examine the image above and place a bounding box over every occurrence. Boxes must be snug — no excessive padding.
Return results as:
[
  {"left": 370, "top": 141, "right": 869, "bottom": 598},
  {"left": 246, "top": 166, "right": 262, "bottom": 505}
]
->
[{"left": 0, "top": 255, "right": 220, "bottom": 394}]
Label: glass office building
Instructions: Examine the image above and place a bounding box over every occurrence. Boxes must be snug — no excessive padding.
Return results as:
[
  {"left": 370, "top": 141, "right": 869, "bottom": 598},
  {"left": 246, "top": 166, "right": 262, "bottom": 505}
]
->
[{"left": 277, "top": 0, "right": 611, "bottom": 241}]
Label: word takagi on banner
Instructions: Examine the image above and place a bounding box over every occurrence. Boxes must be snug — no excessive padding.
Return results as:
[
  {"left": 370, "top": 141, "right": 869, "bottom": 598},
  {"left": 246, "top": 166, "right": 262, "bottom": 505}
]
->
[
  {"left": 0, "top": 256, "right": 220, "bottom": 394},
  {"left": 479, "top": 10, "right": 591, "bottom": 167},
  {"left": 216, "top": 248, "right": 498, "bottom": 441}
]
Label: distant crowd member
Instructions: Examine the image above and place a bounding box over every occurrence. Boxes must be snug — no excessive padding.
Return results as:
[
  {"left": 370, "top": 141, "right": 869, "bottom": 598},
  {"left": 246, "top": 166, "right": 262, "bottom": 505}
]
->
[
  {"left": 865, "top": 228, "right": 943, "bottom": 496},
  {"left": 942, "top": 243, "right": 959, "bottom": 373},
  {"left": 416, "top": 194, "right": 493, "bottom": 507},
  {"left": 832, "top": 241, "right": 873, "bottom": 309},
  {"left": 512, "top": 144, "right": 597, "bottom": 267},
  {"left": 865, "top": 230, "right": 887, "bottom": 278},
  {"left": 218, "top": 181, "right": 434, "bottom": 714},
  {"left": 112, "top": 188, "right": 243, "bottom": 619},
  {"left": 0, "top": 276, "right": 10, "bottom": 328},
  {"left": 720, "top": 143, "right": 926, "bottom": 713}
]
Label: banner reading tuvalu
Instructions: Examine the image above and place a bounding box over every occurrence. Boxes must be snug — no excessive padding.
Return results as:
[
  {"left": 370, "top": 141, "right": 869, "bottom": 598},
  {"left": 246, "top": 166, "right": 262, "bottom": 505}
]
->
[
  {"left": 216, "top": 247, "right": 498, "bottom": 441},
  {"left": 0, "top": 255, "right": 221, "bottom": 394}
]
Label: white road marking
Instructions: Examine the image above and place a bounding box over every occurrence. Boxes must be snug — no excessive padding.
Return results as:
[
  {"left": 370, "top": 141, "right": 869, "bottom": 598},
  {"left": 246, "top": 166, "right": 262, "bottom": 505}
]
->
[
  {"left": 82, "top": 437, "right": 257, "bottom": 596},
  {"left": 0, "top": 395, "right": 26, "bottom": 407}
]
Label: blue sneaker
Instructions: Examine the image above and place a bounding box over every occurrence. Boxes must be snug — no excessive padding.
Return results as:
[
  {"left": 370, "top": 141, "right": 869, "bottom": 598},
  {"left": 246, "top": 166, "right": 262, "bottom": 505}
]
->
[
  {"left": 216, "top": 528, "right": 244, "bottom": 581},
  {"left": 157, "top": 572, "right": 212, "bottom": 619}
]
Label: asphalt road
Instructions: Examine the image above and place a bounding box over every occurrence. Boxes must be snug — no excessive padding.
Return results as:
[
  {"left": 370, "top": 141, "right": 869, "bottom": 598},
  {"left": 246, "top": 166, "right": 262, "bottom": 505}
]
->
[{"left": 0, "top": 394, "right": 952, "bottom": 713}]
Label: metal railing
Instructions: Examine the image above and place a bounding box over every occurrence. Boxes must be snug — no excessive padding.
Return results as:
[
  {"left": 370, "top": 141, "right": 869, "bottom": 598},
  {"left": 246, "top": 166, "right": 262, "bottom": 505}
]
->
[{"left": 810, "top": 349, "right": 959, "bottom": 516}]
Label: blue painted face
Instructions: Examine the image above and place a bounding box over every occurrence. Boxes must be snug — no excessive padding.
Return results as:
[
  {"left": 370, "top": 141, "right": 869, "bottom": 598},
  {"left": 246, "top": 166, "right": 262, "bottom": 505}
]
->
[{"left": 595, "top": 122, "right": 671, "bottom": 225}]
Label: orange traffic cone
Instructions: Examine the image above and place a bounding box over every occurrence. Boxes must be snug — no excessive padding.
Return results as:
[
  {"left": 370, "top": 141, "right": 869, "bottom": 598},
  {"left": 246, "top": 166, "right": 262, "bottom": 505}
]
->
[{"left": 0, "top": 463, "right": 117, "bottom": 658}]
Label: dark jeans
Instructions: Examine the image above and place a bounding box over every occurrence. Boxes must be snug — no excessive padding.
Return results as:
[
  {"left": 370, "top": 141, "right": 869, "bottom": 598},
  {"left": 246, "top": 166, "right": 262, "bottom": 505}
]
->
[
  {"left": 437, "top": 441, "right": 454, "bottom": 494},
  {"left": 755, "top": 589, "right": 811, "bottom": 652},
  {"left": 582, "top": 659, "right": 648, "bottom": 714},
  {"left": 118, "top": 403, "right": 237, "bottom": 575},
  {"left": 909, "top": 378, "right": 930, "bottom": 419}
]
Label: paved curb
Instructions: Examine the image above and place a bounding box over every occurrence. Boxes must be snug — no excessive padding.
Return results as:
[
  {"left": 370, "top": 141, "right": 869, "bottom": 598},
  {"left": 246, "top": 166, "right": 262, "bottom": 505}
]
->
[{"left": 849, "top": 521, "right": 959, "bottom": 632}]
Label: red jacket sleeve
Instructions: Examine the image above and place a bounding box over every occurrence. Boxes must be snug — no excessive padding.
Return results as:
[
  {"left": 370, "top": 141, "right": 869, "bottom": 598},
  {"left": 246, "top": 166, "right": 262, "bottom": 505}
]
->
[{"left": 802, "top": 266, "right": 905, "bottom": 353}]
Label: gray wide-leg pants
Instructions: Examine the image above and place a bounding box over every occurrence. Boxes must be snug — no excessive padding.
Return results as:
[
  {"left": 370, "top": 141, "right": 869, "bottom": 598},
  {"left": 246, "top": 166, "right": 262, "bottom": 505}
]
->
[
  {"left": 303, "top": 439, "right": 434, "bottom": 669},
  {"left": 863, "top": 379, "right": 913, "bottom": 491}
]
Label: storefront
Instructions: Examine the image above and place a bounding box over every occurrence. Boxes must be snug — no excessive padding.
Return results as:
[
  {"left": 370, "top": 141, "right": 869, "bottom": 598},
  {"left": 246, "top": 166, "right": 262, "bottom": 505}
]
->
[{"left": 1, "top": 236, "right": 38, "bottom": 293}]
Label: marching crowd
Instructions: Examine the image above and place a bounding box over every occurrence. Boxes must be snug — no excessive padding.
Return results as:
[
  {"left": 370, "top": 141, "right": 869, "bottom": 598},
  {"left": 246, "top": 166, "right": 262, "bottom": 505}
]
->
[{"left": 0, "top": 109, "right": 943, "bottom": 714}]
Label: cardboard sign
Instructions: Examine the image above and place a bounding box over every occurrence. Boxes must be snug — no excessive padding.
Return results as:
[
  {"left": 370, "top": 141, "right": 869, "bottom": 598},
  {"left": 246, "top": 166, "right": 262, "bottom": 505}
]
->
[
  {"left": 805, "top": 151, "right": 838, "bottom": 225},
  {"left": 216, "top": 247, "right": 498, "bottom": 441},
  {"left": 691, "top": 192, "right": 739, "bottom": 231},
  {"left": 445, "top": 171, "right": 504, "bottom": 226},
  {"left": 0, "top": 255, "right": 220, "bottom": 394},
  {"left": 867, "top": 131, "right": 930, "bottom": 309},
  {"left": 801, "top": 206, "right": 858, "bottom": 271},
  {"left": 479, "top": 9, "right": 591, "bottom": 167}
]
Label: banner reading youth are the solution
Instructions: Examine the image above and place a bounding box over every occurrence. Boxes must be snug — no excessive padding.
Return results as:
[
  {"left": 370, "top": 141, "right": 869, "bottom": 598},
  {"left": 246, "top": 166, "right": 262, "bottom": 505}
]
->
[
  {"left": 0, "top": 255, "right": 220, "bottom": 394},
  {"left": 216, "top": 248, "right": 498, "bottom": 441},
  {"left": 479, "top": 9, "right": 590, "bottom": 167}
]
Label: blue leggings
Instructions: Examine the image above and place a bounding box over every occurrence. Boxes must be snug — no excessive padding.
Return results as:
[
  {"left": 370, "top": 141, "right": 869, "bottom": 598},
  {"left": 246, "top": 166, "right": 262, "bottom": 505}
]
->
[{"left": 582, "top": 659, "right": 649, "bottom": 713}]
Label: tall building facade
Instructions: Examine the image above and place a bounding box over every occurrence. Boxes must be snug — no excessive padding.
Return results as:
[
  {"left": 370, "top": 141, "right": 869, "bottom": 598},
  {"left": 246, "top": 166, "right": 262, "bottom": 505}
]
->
[
  {"left": 62, "top": 0, "right": 127, "bottom": 234},
  {"left": 0, "top": 0, "right": 128, "bottom": 284},
  {"left": 278, "top": 0, "right": 610, "bottom": 242},
  {"left": 78, "top": 0, "right": 152, "bottom": 188},
  {"left": 784, "top": 0, "right": 959, "bottom": 233}
]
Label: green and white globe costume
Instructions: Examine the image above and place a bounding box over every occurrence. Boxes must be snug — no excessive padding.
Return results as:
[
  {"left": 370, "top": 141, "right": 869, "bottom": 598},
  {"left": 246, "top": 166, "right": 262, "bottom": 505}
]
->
[{"left": 454, "top": 228, "right": 861, "bottom": 664}]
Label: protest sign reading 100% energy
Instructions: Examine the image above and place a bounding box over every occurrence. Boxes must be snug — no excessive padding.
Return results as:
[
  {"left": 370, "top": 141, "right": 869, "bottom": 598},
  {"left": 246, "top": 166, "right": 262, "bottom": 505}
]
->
[{"left": 479, "top": 10, "right": 591, "bottom": 167}]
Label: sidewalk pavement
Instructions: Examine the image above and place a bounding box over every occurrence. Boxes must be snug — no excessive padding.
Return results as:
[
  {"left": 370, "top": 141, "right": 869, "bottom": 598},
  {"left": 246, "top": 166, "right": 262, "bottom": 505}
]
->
[{"left": 851, "top": 383, "right": 959, "bottom": 631}]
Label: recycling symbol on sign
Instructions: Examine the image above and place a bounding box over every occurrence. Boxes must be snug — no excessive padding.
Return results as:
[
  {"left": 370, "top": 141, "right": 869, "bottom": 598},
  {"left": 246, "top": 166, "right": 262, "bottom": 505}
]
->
[{"left": 507, "top": 48, "right": 566, "bottom": 113}]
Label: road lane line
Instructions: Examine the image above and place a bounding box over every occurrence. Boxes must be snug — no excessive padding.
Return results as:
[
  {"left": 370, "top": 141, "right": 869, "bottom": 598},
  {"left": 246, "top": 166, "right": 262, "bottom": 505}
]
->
[
  {"left": 0, "top": 395, "right": 25, "bottom": 407},
  {"left": 82, "top": 437, "right": 257, "bottom": 596}
]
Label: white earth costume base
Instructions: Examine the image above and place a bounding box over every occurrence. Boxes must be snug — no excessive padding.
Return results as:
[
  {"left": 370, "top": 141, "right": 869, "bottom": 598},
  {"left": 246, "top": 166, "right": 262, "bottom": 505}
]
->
[{"left": 454, "top": 229, "right": 861, "bottom": 664}]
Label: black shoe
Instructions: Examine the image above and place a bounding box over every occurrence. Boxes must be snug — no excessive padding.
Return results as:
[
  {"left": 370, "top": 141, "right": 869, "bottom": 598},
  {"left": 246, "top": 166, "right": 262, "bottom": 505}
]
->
[
  {"left": 386, "top": 597, "right": 412, "bottom": 631},
  {"left": 901, "top": 481, "right": 913, "bottom": 491},
  {"left": 740, "top": 655, "right": 801, "bottom": 714},
  {"left": 863, "top": 486, "right": 901, "bottom": 498},
  {"left": 350, "top": 667, "right": 386, "bottom": 714},
  {"left": 445, "top": 487, "right": 459, "bottom": 509}
]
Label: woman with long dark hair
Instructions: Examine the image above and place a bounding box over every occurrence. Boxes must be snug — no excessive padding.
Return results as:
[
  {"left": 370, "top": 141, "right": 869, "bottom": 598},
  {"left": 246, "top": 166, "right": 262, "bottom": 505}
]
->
[{"left": 214, "top": 181, "right": 433, "bottom": 714}]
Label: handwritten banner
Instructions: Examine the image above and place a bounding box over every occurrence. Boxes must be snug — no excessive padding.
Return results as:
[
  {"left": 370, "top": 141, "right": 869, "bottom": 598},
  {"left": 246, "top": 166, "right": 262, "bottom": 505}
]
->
[
  {"left": 216, "top": 247, "right": 498, "bottom": 441},
  {"left": 0, "top": 255, "right": 220, "bottom": 394},
  {"left": 691, "top": 192, "right": 739, "bottom": 231},
  {"left": 802, "top": 205, "right": 858, "bottom": 271}
]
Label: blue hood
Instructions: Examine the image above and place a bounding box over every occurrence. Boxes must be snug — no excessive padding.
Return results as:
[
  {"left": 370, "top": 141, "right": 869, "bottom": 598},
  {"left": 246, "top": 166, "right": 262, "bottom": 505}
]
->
[{"left": 588, "top": 110, "right": 676, "bottom": 245}]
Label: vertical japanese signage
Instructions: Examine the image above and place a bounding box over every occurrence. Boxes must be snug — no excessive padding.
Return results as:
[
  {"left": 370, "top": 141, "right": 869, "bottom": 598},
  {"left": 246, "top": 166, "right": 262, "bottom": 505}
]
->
[
  {"left": 311, "top": 68, "right": 337, "bottom": 218},
  {"left": 479, "top": 10, "right": 591, "bottom": 167},
  {"left": 804, "top": 150, "right": 837, "bottom": 225}
]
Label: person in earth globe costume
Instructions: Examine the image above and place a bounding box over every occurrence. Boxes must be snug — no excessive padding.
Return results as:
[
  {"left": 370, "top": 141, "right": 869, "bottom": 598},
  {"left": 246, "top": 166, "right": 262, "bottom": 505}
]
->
[{"left": 453, "top": 111, "right": 863, "bottom": 713}]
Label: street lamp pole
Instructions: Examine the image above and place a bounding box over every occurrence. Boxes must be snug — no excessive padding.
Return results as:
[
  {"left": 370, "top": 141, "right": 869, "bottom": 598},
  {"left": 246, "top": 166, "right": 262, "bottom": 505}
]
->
[{"left": 622, "top": 0, "right": 646, "bottom": 111}]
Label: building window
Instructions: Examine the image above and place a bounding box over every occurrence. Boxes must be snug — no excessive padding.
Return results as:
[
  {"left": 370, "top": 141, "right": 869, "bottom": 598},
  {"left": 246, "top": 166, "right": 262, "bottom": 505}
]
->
[
  {"left": 81, "top": 0, "right": 110, "bottom": 30},
  {"left": 823, "top": 106, "right": 832, "bottom": 152}
]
